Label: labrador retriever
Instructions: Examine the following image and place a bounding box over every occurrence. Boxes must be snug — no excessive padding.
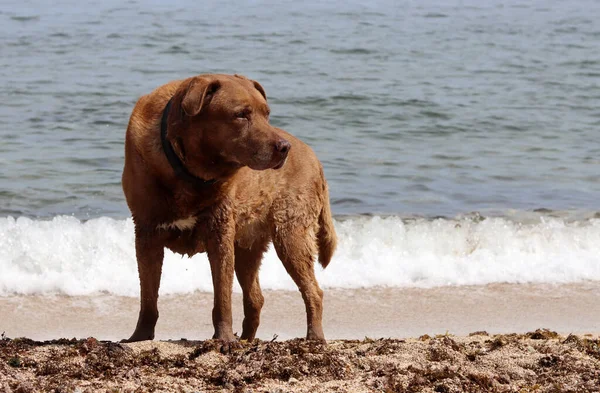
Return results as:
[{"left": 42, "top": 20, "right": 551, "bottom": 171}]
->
[{"left": 121, "top": 74, "right": 337, "bottom": 345}]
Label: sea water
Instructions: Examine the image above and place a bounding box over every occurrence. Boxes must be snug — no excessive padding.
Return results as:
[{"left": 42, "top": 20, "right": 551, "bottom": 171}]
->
[
  {"left": 1, "top": 0, "right": 599, "bottom": 296},
  {"left": 1, "top": 214, "right": 599, "bottom": 295}
]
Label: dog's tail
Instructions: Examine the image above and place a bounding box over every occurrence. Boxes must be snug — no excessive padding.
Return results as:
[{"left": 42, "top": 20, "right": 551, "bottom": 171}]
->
[{"left": 317, "top": 177, "right": 337, "bottom": 269}]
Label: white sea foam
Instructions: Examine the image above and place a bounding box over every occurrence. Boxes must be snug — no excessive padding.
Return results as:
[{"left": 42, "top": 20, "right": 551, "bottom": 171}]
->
[{"left": 1, "top": 215, "right": 599, "bottom": 296}]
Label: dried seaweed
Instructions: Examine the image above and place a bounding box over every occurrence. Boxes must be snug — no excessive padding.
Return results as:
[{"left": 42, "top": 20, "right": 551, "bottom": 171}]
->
[{"left": 1, "top": 332, "right": 599, "bottom": 392}]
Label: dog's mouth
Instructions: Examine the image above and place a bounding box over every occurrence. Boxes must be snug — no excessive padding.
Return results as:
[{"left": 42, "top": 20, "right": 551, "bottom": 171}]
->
[
  {"left": 272, "top": 156, "right": 288, "bottom": 170},
  {"left": 248, "top": 155, "right": 287, "bottom": 171}
]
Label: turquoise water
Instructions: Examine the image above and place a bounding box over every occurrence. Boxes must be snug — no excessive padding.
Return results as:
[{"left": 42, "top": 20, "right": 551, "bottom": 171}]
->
[{"left": 1, "top": 0, "right": 599, "bottom": 218}]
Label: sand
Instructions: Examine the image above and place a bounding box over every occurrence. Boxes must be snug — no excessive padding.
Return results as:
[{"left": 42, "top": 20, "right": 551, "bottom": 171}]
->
[
  {"left": 1, "top": 283, "right": 599, "bottom": 391},
  {"left": 1, "top": 331, "right": 600, "bottom": 392},
  {"left": 1, "top": 283, "right": 600, "bottom": 341}
]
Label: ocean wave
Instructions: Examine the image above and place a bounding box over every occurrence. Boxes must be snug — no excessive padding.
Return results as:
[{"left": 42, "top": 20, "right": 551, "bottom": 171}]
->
[{"left": 1, "top": 215, "right": 599, "bottom": 296}]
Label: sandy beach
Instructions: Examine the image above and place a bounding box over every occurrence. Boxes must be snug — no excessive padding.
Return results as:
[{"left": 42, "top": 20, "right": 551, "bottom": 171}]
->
[
  {"left": 1, "top": 283, "right": 599, "bottom": 391},
  {"left": 1, "top": 283, "right": 599, "bottom": 341},
  {"left": 2, "top": 331, "right": 600, "bottom": 392}
]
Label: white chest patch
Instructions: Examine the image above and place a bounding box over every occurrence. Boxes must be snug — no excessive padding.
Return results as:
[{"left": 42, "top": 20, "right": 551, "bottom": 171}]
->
[{"left": 157, "top": 216, "right": 197, "bottom": 231}]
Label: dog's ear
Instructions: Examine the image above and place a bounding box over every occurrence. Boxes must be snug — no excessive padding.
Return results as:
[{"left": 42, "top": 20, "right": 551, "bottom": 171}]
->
[
  {"left": 252, "top": 80, "right": 267, "bottom": 101},
  {"left": 181, "top": 77, "right": 221, "bottom": 117}
]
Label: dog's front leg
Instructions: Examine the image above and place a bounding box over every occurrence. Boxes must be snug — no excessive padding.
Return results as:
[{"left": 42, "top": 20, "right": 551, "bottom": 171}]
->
[
  {"left": 124, "top": 228, "right": 164, "bottom": 342},
  {"left": 206, "top": 219, "right": 237, "bottom": 345}
]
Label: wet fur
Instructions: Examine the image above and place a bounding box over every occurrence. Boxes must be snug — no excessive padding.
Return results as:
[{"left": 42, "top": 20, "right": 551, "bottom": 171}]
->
[{"left": 122, "top": 74, "right": 337, "bottom": 343}]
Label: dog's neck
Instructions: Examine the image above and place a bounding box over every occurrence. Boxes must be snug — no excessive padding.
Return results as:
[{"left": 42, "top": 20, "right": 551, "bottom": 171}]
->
[{"left": 160, "top": 98, "right": 218, "bottom": 189}]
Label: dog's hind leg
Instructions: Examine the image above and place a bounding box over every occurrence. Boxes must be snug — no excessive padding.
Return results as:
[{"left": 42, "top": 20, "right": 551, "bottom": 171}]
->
[
  {"left": 125, "top": 230, "right": 164, "bottom": 342},
  {"left": 234, "top": 239, "right": 269, "bottom": 340},
  {"left": 272, "top": 226, "right": 325, "bottom": 342}
]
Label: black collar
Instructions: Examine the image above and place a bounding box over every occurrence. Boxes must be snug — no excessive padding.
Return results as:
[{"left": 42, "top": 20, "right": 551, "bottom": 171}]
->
[{"left": 160, "top": 98, "right": 217, "bottom": 188}]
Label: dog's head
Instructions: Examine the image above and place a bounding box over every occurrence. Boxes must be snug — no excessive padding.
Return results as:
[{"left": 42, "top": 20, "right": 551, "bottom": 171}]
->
[{"left": 167, "top": 74, "right": 290, "bottom": 174}]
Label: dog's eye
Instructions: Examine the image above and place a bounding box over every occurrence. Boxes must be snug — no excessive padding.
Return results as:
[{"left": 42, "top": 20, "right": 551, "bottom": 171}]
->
[{"left": 235, "top": 110, "right": 247, "bottom": 119}]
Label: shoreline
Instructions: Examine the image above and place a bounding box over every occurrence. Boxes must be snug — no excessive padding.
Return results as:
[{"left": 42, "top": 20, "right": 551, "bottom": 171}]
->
[
  {"left": 2, "top": 283, "right": 600, "bottom": 341},
  {"left": 1, "top": 331, "right": 599, "bottom": 392}
]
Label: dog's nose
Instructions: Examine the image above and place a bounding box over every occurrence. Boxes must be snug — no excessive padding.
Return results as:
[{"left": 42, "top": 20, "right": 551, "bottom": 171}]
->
[{"left": 275, "top": 139, "right": 291, "bottom": 155}]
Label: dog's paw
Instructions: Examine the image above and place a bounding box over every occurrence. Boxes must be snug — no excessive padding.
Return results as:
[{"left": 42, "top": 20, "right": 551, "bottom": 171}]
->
[
  {"left": 121, "top": 331, "right": 155, "bottom": 343},
  {"left": 120, "top": 338, "right": 145, "bottom": 343},
  {"left": 306, "top": 332, "right": 327, "bottom": 344},
  {"left": 217, "top": 338, "right": 242, "bottom": 354},
  {"left": 211, "top": 334, "right": 242, "bottom": 354}
]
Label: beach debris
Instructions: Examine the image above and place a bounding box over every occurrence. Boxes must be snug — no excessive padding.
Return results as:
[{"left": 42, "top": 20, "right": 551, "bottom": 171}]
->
[
  {"left": 468, "top": 330, "right": 489, "bottom": 336},
  {"left": 0, "top": 333, "right": 599, "bottom": 392},
  {"left": 526, "top": 328, "right": 559, "bottom": 340}
]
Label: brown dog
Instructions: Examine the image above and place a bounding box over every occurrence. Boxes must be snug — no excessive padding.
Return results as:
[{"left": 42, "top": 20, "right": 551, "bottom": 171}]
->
[{"left": 122, "top": 74, "right": 337, "bottom": 344}]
